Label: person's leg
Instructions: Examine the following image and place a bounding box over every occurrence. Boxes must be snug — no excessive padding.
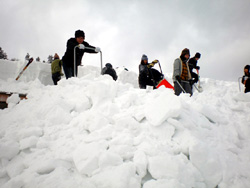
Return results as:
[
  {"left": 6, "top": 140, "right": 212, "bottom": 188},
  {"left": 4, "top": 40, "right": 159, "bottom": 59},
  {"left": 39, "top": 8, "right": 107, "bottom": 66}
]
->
[
  {"left": 63, "top": 64, "right": 74, "bottom": 79},
  {"left": 245, "top": 80, "right": 250, "bottom": 93},
  {"left": 174, "top": 81, "right": 182, "bottom": 96},
  {"left": 52, "top": 72, "right": 61, "bottom": 85},
  {"left": 52, "top": 75, "right": 57, "bottom": 85},
  {"left": 183, "top": 82, "right": 193, "bottom": 96}
]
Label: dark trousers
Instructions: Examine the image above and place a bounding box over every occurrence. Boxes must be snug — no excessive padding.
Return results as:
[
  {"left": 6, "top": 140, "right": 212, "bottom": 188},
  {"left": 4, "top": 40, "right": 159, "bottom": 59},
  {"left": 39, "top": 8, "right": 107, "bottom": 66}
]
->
[
  {"left": 174, "top": 81, "right": 192, "bottom": 96},
  {"left": 63, "top": 64, "right": 77, "bottom": 79},
  {"left": 191, "top": 72, "right": 199, "bottom": 83},
  {"left": 245, "top": 79, "right": 250, "bottom": 93},
  {"left": 52, "top": 72, "right": 61, "bottom": 85},
  {"left": 139, "top": 68, "right": 163, "bottom": 89}
]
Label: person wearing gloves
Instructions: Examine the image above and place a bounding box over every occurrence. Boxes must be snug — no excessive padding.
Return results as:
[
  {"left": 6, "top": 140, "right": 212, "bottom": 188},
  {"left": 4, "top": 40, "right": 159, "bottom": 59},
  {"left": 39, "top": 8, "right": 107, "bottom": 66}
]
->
[
  {"left": 51, "top": 53, "right": 63, "bottom": 85},
  {"left": 101, "top": 63, "right": 118, "bottom": 81},
  {"left": 242, "top": 65, "right": 250, "bottom": 93},
  {"left": 138, "top": 54, "right": 163, "bottom": 89},
  {"left": 172, "top": 48, "right": 192, "bottom": 96},
  {"left": 62, "top": 29, "right": 101, "bottom": 79},
  {"left": 188, "top": 52, "right": 201, "bottom": 86}
]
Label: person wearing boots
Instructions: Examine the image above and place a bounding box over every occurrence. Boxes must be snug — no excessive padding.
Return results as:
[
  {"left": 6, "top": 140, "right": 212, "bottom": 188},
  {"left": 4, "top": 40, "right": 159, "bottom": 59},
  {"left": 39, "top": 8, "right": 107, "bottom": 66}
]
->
[
  {"left": 62, "top": 30, "right": 101, "bottom": 79},
  {"left": 138, "top": 54, "right": 163, "bottom": 89},
  {"left": 101, "top": 63, "right": 118, "bottom": 81},
  {"left": 242, "top": 65, "right": 250, "bottom": 93},
  {"left": 188, "top": 52, "right": 201, "bottom": 86},
  {"left": 51, "top": 53, "right": 63, "bottom": 85},
  {"left": 172, "top": 48, "right": 192, "bottom": 96}
]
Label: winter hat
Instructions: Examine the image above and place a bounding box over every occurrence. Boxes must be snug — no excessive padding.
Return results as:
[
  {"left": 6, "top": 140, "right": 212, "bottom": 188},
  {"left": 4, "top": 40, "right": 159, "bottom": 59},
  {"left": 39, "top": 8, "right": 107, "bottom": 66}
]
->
[
  {"left": 181, "top": 48, "right": 190, "bottom": 56},
  {"left": 195, "top": 52, "right": 201, "bottom": 58},
  {"left": 54, "top": 53, "right": 59, "bottom": 59},
  {"left": 75, "top": 30, "right": 85, "bottom": 38},
  {"left": 105, "top": 63, "right": 112, "bottom": 69},
  {"left": 141, "top": 54, "right": 148, "bottom": 61}
]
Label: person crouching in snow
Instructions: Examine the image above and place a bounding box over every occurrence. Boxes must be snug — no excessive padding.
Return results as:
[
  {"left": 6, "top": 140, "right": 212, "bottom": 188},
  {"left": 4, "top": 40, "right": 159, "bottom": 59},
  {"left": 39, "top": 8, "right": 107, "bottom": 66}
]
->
[
  {"left": 62, "top": 29, "right": 101, "bottom": 79},
  {"left": 101, "top": 63, "right": 118, "bottom": 81},
  {"left": 188, "top": 52, "right": 201, "bottom": 86},
  {"left": 138, "top": 54, "right": 163, "bottom": 89},
  {"left": 242, "top": 65, "right": 250, "bottom": 93},
  {"left": 51, "top": 53, "right": 63, "bottom": 85},
  {"left": 172, "top": 48, "right": 192, "bottom": 96}
]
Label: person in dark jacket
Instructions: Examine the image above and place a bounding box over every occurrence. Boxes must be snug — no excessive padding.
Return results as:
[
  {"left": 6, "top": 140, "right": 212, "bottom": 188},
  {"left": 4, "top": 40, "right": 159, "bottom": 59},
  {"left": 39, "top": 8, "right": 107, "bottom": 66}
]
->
[
  {"left": 242, "top": 65, "right": 250, "bottom": 93},
  {"left": 62, "top": 30, "right": 101, "bottom": 79},
  {"left": 188, "top": 52, "right": 201, "bottom": 85},
  {"left": 138, "top": 54, "right": 163, "bottom": 89},
  {"left": 172, "top": 48, "right": 192, "bottom": 96},
  {"left": 101, "top": 63, "right": 118, "bottom": 81},
  {"left": 51, "top": 53, "right": 63, "bottom": 85}
]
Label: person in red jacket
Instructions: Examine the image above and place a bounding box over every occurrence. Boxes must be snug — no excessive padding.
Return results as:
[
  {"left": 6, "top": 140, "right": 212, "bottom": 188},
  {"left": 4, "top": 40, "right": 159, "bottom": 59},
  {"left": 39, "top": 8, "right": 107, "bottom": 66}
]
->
[{"left": 62, "top": 30, "right": 101, "bottom": 79}]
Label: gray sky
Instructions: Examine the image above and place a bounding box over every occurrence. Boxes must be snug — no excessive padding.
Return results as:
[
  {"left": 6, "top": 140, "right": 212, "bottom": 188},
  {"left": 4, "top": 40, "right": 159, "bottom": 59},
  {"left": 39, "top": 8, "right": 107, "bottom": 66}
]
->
[{"left": 1, "top": 0, "right": 250, "bottom": 81}]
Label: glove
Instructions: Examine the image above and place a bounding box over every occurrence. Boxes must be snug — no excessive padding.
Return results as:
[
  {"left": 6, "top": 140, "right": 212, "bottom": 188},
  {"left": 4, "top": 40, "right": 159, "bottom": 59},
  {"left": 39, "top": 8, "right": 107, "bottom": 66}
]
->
[
  {"left": 175, "top": 75, "right": 181, "bottom": 83},
  {"left": 95, "top": 47, "right": 101, "bottom": 53},
  {"left": 78, "top": 44, "right": 85, "bottom": 49},
  {"left": 147, "top": 63, "right": 154, "bottom": 68},
  {"left": 152, "top": 60, "right": 159, "bottom": 64},
  {"left": 196, "top": 66, "right": 200, "bottom": 70}
]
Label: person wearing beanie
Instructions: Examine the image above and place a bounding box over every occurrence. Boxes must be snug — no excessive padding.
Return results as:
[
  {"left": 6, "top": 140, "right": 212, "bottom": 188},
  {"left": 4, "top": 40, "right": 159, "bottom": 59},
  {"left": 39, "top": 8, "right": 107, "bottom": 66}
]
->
[
  {"left": 62, "top": 29, "right": 101, "bottom": 79},
  {"left": 51, "top": 53, "right": 63, "bottom": 85},
  {"left": 188, "top": 52, "right": 201, "bottom": 86},
  {"left": 138, "top": 54, "right": 163, "bottom": 89},
  {"left": 172, "top": 48, "right": 192, "bottom": 96},
  {"left": 241, "top": 65, "right": 250, "bottom": 93},
  {"left": 101, "top": 63, "right": 118, "bottom": 81}
]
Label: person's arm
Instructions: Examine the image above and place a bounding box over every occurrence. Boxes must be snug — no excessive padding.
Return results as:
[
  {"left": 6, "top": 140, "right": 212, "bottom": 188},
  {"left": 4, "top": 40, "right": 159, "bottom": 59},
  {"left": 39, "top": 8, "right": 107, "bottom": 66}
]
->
[
  {"left": 173, "top": 59, "right": 180, "bottom": 77},
  {"left": 83, "top": 42, "right": 98, "bottom": 53}
]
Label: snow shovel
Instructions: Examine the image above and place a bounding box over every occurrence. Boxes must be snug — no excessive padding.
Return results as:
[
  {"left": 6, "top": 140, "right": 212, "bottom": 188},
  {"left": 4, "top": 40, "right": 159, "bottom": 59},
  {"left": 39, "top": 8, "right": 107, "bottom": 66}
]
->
[
  {"left": 15, "top": 58, "right": 34, "bottom": 80},
  {"left": 74, "top": 45, "right": 103, "bottom": 77},
  {"left": 153, "top": 60, "right": 174, "bottom": 90},
  {"left": 176, "top": 80, "right": 186, "bottom": 93},
  {"left": 238, "top": 77, "right": 242, "bottom": 92},
  {"left": 196, "top": 69, "right": 203, "bottom": 92}
]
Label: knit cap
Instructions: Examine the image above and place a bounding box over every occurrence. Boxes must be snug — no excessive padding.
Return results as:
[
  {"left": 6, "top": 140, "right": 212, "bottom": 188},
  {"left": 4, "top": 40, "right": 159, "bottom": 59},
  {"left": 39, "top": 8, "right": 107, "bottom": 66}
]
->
[{"left": 141, "top": 54, "right": 148, "bottom": 61}]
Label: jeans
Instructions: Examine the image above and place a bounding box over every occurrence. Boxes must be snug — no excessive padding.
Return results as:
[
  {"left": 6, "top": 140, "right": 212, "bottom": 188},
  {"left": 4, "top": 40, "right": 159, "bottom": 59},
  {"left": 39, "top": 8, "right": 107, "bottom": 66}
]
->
[
  {"left": 63, "top": 64, "right": 77, "bottom": 79},
  {"left": 52, "top": 72, "right": 61, "bottom": 85}
]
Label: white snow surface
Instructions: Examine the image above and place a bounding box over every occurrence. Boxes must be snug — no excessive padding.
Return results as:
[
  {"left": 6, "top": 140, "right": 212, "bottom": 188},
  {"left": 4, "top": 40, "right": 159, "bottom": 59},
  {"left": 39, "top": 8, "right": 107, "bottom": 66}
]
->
[{"left": 0, "top": 59, "right": 250, "bottom": 188}]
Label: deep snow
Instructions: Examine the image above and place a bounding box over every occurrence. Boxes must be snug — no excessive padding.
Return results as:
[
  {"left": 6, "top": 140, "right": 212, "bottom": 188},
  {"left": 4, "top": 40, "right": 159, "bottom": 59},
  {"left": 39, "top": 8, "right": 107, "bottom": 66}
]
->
[{"left": 0, "top": 59, "right": 250, "bottom": 188}]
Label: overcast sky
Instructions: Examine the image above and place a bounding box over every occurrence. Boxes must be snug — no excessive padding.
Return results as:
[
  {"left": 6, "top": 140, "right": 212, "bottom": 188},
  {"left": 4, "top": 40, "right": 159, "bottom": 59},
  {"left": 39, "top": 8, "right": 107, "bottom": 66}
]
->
[{"left": 1, "top": 0, "right": 250, "bottom": 81}]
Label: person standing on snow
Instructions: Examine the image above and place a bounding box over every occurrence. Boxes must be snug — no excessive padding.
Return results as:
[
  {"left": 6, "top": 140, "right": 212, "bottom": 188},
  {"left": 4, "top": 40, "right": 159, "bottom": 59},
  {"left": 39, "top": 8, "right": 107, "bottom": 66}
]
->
[
  {"left": 188, "top": 52, "right": 201, "bottom": 86},
  {"left": 62, "top": 30, "right": 101, "bottom": 79},
  {"left": 172, "top": 48, "right": 192, "bottom": 96},
  {"left": 101, "top": 63, "right": 118, "bottom": 81},
  {"left": 242, "top": 65, "right": 250, "bottom": 93},
  {"left": 138, "top": 54, "right": 163, "bottom": 89},
  {"left": 51, "top": 53, "right": 63, "bottom": 85}
]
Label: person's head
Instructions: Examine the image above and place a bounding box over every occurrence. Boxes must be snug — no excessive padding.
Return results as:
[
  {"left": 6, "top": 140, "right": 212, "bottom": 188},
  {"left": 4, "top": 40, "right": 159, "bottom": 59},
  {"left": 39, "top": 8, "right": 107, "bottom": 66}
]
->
[
  {"left": 181, "top": 48, "right": 190, "bottom": 60},
  {"left": 141, "top": 54, "right": 148, "bottom": 64},
  {"left": 75, "top": 30, "right": 85, "bottom": 44},
  {"left": 244, "top": 65, "right": 250, "bottom": 75},
  {"left": 54, "top": 53, "right": 59, "bottom": 59},
  {"left": 105, "top": 63, "right": 112, "bottom": 69},
  {"left": 194, "top": 52, "right": 201, "bottom": 60}
]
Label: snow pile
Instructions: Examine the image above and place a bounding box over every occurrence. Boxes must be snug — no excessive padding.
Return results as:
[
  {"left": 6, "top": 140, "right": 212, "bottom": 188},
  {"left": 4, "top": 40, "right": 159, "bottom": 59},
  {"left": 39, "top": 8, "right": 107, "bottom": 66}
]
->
[{"left": 0, "top": 59, "right": 250, "bottom": 188}]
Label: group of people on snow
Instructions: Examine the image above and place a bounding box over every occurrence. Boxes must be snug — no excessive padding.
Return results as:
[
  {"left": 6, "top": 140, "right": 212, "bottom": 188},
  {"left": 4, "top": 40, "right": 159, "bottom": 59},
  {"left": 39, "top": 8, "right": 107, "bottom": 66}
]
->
[{"left": 50, "top": 29, "right": 249, "bottom": 94}]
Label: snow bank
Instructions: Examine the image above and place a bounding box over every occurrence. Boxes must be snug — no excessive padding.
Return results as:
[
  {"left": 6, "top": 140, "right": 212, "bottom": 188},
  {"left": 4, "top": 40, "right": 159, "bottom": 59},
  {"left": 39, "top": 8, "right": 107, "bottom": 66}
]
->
[{"left": 0, "top": 59, "right": 250, "bottom": 188}]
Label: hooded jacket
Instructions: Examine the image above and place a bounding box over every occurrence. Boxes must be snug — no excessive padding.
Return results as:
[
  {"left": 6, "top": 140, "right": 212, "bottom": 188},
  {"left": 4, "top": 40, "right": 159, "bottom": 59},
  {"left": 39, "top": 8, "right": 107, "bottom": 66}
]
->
[{"left": 172, "top": 57, "right": 192, "bottom": 82}]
